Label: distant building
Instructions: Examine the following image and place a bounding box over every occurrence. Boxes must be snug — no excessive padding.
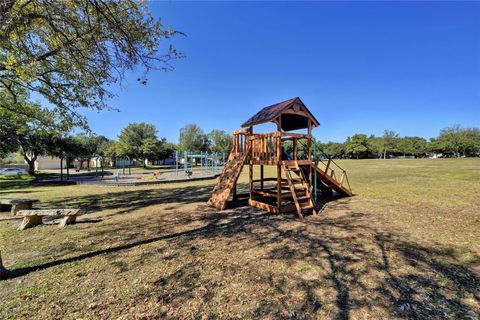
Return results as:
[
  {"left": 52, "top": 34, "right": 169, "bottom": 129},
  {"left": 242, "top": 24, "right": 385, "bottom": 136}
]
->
[{"left": 34, "top": 156, "right": 66, "bottom": 170}]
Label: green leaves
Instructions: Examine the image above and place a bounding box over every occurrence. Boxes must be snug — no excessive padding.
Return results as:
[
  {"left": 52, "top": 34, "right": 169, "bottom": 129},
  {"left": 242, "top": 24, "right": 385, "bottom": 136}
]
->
[
  {"left": 117, "top": 122, "right": 158, "bottom": 159},
  {"left": 319, "top": 142, "right": 344, "bottom": 158},
  {"left": 344, "top": 134, "right": 369, "bottom": 159},
  {"left": 0, "top": 0, "right": 184, "bottom": 127},
  {"left": 114, "top": 122, "right": 173, "bottom": 165},
  {"left": 0, "top": 110, "right": 19, "bottom": 157},
  {"left": 436, "top": 125, "right": 480, "bottom": 157},
  {"left": 397, "top": 137, "right": 427, "bottom": 156},
  {"left": 208, "top": 130, "right": 233, "bottom": 153},
  {"left": 319, "top": 126, "right": 479, "bottom": 159},
  {"left": 179, "top": 124, "right": 209, "bottom": 153}
]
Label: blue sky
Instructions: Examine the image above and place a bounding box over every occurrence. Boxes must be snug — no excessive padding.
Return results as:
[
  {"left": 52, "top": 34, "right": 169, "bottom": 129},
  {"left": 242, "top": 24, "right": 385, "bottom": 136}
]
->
[{"left": 81, "top": 1, "right": 480, "bottom": 143}]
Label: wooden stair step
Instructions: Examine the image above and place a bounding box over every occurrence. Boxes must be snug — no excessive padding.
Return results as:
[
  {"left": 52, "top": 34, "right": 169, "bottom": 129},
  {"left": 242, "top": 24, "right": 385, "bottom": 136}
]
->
[
  {"left": 282, "top": 179, "right": 301, "bottom": 183},
  {"left": 300, "top": 204, "right": 314, "bottom": 209}
]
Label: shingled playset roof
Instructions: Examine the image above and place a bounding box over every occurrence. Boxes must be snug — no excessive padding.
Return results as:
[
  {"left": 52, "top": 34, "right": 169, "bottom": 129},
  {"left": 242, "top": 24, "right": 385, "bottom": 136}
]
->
[{"left": 241, "top": 97, "right": 320, "bottom": 131}]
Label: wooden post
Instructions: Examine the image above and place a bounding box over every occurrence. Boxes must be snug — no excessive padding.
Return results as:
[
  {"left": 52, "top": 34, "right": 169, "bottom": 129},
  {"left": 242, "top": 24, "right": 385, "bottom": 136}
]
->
[
  {"left": 260, "top": 165, "right": 264, "bottom": 190},
  {"left": 276, "top": 132, "right": 282, "bottom": 212},
  {"left": 59, "top": 215, "right": 76, "bottom": 228},
  {"left": 260, "top": 136, "right": 265, "bottom": 162},
  {"left": 249, "top": 161, "right": 253, "bottom": 199},
  {"left": 325, "top": 158, "right": 331, "bottom": 173},
  {"left": 307, "top": 120, "right": 313, "bottom": 193},
  {"left": 293, "top": 138, "right": 298, "bottom": 161},
  {"left": 249, "top": 135, "right": 254, "bottom": 201},
  {"left": 18, "top": 215, "right": 42, "bottom": 230},
  {"left": 307, "top": 120, "right": 312, "bottom": 160},
  {"left": 339, "top": 172, "right": 345, "bottom": 187},
  {"left": 233, "top": 133, "right": 237, "bottom": 154}
]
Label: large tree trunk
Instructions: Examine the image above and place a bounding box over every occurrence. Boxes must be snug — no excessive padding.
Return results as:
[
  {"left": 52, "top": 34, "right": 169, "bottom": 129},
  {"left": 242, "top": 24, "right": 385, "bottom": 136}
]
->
[
  {"left": 24, "top": 154, "right": 37, "bottom": 175},
  {"left": 383, "top": 149, "right": 387, "bottom": 159},
  {"left": 27, "top": 160, "right": 35, "bottom": 175}
]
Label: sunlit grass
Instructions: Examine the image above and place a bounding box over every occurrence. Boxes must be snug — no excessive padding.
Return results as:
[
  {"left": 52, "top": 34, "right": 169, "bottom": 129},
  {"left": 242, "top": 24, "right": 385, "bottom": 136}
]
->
[{"left": 0, "top": 158, "right": 478, "bottom": 319}]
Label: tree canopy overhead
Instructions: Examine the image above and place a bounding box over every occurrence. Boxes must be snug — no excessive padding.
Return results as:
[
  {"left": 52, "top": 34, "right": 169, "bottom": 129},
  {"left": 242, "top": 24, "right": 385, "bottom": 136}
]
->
[
  {"left": 0, "top": 0, "right": 183, "bottom": 127},
  {"left": 0, "top": 109, "right": 19, "bottom": 157}
]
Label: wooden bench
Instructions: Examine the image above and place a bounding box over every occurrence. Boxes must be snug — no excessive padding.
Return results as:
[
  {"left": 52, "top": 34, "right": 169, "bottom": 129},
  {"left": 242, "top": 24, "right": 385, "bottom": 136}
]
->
[
  {"left": 0, "top": 198, "right": 39, "bottom": 215},
  {"left": 17, "top": 209, "right": 84, "bottom": 230}
]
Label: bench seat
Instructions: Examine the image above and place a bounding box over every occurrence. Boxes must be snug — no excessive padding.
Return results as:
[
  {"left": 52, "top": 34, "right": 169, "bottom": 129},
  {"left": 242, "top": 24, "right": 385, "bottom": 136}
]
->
[
  {"left": 0, "top": 198, "right": 39, "bottom": 215},
  {"left": 17, "top": 209, "right": 84, "bottom": 230}
]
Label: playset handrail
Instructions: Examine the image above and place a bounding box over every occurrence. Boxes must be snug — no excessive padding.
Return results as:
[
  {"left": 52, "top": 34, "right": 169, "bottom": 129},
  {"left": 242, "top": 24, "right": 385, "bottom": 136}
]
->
[
  {"left": 296, "top": 139, "right": 352, "bottom": 193},
  {"left": 315, "top": 157, "right": 352, "bottom": 192}
]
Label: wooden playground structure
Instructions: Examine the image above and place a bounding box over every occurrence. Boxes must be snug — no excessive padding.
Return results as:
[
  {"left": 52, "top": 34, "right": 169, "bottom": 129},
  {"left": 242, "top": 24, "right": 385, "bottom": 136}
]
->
[{"left": 208, "top": 97, "right": 353, "bottom": 218}]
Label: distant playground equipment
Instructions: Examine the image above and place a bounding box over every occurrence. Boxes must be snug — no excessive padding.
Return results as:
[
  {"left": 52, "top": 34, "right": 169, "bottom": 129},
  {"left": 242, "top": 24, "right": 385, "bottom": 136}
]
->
[
  {"left": 208, "top": 97, "right": 353, "bottom": 218},
  {"left": 52, "top": 152, "right": 226, "bottom": 185},
  {"left": 58, "top": 155, "right": 132, "bottom": 181},
  {"left": 174, "top": 151, "right": 227, "bottom": 177}
]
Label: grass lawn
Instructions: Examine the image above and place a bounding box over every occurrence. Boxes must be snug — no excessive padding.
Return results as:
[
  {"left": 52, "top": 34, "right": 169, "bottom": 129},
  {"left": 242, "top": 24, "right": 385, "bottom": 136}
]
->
[{"left": 0, "top": 158, "right": 479, "bottom": 319}]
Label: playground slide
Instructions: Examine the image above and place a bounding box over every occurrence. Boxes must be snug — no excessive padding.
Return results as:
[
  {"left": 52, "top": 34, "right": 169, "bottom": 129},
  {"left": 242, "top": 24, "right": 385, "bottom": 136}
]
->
[
  {"left": 208, "top": 149, "right": 249, "bottom": 210},
  {"left": 300, "top": 164, "right": 353, "bottom": 197}
]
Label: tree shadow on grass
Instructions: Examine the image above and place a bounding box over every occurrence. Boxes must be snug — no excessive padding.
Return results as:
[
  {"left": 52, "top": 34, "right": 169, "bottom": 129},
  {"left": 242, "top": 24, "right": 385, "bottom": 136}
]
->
[
  {"left": 0, "top": 180, "right": 35, "bottom": 192},
  {"left": 1, "top": 187, "right": 479, "bottom": 319},
  {"left": 42, "top": 184, "right": 214, "bottom": 217},
  {"left": 0, "top": 175, "right": 64, "bottom": 192},
  {"left": 0, "top": 189, "right": 38, "bottom": 196}
]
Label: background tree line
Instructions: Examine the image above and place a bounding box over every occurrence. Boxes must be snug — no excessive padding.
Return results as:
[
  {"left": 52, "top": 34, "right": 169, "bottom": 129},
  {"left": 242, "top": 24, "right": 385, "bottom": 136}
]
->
[
  {"left": 317, "top": 126, "right": 480, "bottom": 159},
  {"left": 2, "top": 110, "right": 478, "bottom": 175},
  {"left": 1, "top": 113, "right": 233, "bottom": 174}
]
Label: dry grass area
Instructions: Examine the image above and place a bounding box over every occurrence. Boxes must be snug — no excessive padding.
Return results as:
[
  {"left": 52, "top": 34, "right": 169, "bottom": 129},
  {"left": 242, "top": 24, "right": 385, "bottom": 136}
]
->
[{"left": 0, "top": 158, "right": 479, "bottom": 319}]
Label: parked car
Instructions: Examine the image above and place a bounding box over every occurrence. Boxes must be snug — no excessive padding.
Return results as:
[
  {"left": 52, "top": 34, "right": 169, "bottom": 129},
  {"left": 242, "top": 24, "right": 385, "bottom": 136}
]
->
[{"left": 0, "top": 168, "right": 28, "bottom": 175}]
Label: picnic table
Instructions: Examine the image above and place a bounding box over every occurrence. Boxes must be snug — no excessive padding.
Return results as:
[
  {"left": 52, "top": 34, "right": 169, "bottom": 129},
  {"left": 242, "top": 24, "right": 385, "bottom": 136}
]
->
[
  {"left": 0, "top": 198, "right": 39, "bottom": 215},
  {"left": 17, "top": 209, "right": 84, "bottom": 230}
]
